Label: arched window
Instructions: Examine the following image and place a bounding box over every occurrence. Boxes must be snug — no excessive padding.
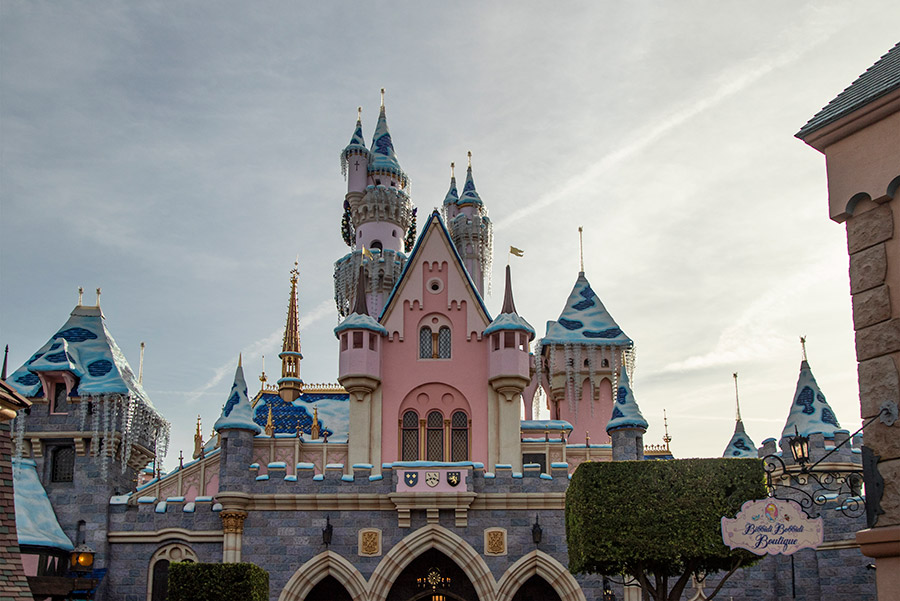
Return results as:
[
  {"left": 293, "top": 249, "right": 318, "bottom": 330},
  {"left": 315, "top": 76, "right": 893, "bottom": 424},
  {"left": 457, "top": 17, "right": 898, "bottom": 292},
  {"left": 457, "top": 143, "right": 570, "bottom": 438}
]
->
[
  {"left": 419, "top": 327, "right": 433, "bottom": 359},
  {"left": 401, "top": 411, "right": 419, "bottom": 461},
  {"left": 52, "top": 382, "right": 69, "bottom": 414},
  {"left": 51, "top": 445, "right": 75, "bottom": 483},
  {"left": 148, "top": 543, "right": 197, "bottom": 601},
  {"left": 438, "top": 327, "right": 451, "bottom": 359},
  {"left": 450, "top": 411, "right": 469, "bottom": 461},
  {"left": 426, "top": 411, "right": 444, "bottom": 462},
  {"left": 370, "top": 240, "right": 383, "bottom": 251}
]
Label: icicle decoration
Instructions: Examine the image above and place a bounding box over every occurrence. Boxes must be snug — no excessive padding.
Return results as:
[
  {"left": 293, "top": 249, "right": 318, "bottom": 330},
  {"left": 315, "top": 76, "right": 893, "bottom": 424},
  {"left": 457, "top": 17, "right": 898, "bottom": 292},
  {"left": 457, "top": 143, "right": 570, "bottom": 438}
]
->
[
  {"left": 91, "top": 394, "right": 100, "bottom": 456},
  {"left": 100, "top": 395, "right": 111, "bottom": 481},
  {"left": 79, "top": 396, "right": 89, "bottom": 433},
  {"left": 14, "top": 411, "right": 26, "bottom": 463}
]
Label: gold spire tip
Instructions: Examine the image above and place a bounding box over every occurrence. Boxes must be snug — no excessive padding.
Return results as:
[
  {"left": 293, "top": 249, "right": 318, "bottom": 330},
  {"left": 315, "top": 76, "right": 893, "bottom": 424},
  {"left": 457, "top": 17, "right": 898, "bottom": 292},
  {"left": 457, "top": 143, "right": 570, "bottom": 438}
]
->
[
  {"left": 800, "top": 336, "right": 807, "bottom": 361},
  {"left": 467, "top": 151, "right": 472, "bottom": 168},
  {"left": 450, "top": 162, "right": 455, "bottom": 178},
  {"left": 77, "top": 286, "right": 84, "bottom": 305},
  {"left": 357, "top": 106, "right": 362, "bottom": 120},
  {"left": 238, "top": 353, "right": 242, "bottom": 367},
  {"left": 95, "top": 287, "right": 102, "bottom": 306},
  {"left": 380, "top": 88, "right": 385, "bottom": 107},
  {"left": 578, "top": 226, "right": 584, "bottom": 272}
]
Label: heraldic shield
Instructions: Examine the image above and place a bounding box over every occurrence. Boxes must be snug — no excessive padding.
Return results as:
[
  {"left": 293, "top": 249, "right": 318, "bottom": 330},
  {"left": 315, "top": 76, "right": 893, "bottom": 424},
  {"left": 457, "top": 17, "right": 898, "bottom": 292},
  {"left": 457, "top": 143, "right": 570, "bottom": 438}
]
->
[
  {"left": 425, "top": 471, "right": 440, "bottom": 487},
  {"left": 404, "top": 471, "right": 418, "bottom": 487},
  {"left": 447, "top": 471, "right": 460, "bottom": 487}
]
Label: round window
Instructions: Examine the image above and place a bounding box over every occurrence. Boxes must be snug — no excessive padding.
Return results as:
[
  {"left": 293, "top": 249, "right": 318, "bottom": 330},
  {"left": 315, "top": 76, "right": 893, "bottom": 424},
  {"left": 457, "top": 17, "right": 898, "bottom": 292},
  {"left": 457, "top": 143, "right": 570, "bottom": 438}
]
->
[{"left": 427, "top": 278, "right": 443, "bottom": 294}]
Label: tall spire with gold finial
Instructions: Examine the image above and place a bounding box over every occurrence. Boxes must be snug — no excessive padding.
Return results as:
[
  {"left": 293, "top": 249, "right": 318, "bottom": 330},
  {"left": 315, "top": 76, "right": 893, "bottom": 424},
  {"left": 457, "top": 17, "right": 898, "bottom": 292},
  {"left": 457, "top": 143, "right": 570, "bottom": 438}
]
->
[
  {"left": 193, "top": 415, "right": 204, "bottom": 459},
  {"left": 723, "top": 372, "right": 756, "bottom": 457},
  {"left": 278, "top": 262, "right": 304, "bottom": 402}
]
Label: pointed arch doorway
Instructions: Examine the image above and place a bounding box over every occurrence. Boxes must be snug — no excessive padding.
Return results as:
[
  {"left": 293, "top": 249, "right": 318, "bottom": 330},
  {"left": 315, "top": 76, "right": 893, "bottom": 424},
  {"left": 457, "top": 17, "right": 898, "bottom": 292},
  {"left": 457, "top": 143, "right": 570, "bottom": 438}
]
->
[{"left": 387, "top": 549, "right": 480, "bottom": 601}]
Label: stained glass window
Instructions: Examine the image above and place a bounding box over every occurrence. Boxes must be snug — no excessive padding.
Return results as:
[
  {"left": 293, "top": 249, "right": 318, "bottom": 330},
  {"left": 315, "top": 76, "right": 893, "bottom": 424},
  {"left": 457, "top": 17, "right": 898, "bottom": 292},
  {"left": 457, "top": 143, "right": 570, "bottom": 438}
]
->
[
  {"left": 419, "top": 327, "right": 432, "bottom": 359},
  {"left": 451, "top": 411, "right": 468, "bottom": 462},
  {"left": 438, "top": 327, "right": 451, "bottom": 359},
  {"left": 402, "top": 410, "right": 419, "bottom": 461}
]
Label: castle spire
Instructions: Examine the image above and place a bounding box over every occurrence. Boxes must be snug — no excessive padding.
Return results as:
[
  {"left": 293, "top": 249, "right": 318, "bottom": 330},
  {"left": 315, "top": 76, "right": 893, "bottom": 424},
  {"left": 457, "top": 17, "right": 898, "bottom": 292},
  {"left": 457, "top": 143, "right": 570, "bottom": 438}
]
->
[
  {"left": 501, "top": 264, "right": 517, "bottom": 315},
  {"left": 278, "top": 262, "right": 304, "bottom": 402},
  {"left": 443, "top": 162, "right": 459, "bottom": 206},
  {"left": 1, "top": 344, "right": 7, "bottom": 380},
  {"left": 368, "top": 91, "right": 406, "bottom": 186},
  {"left": 733, "top": 372, "right": 742, "bottom": 422},
  {"left": 723, "top": 373, "right": 755, "bottom": 457},
  {"left": 352, "top": 265, "right": 370, "bottom": 316},
  {"left": 457, "top": 151, "right": 483, "bottom": 207}
]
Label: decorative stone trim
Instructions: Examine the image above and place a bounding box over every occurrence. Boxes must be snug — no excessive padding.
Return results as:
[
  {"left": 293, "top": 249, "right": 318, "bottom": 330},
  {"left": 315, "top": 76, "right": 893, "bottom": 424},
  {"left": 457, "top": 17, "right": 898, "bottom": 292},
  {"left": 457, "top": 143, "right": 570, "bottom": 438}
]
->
[
  {"left": 484, "top": 527, "right": 507, "bottom": 556},
  {"left": 358, "top": 528, "right": 382, "bottom": 556},
  {"left": 388, "top": 492, "right": 477, "bottom": 528},
  {"left": 221, "top": 510, "right": 247, "bottom": 534}
]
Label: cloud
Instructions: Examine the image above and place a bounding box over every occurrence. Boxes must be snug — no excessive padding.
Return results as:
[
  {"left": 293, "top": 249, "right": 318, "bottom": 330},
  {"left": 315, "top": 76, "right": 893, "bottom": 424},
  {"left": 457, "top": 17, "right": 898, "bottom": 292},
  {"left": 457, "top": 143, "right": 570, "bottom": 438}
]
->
[
  {"left": 184, "top": 299, "right": 334, "bottom": 405},
  {"left": 496, "top": 34, "right": 831, "bottom": 230}
]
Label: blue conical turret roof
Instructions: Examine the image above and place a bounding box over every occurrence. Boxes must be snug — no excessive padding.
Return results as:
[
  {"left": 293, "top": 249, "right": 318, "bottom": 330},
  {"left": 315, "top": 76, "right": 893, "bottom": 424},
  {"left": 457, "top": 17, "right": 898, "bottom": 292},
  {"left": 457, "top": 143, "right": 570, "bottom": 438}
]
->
[
  {"left": 723, "top": 420, "right": 756, "bottom": 457},
  {"left": 457, "top": 162, "right": 483, "bottom": 207},
  {"left": 781, "top": 360, "right": 842, "bottom": 439},
  {"left": 343, "top": 114, "right": 368, "bottom": 158},
  {"left": 443, "top": 171, "right": 459, "bottom": 206},
  {"left": 543, "top": 273, "right": 632, "bottom": 346},
  {"left": 606, "top": 365, "right": 648, "bottom": 432},
  {"left": 368, "top": 105, "right": 406, "bottom": 183},
  {"left": 214, "top": 359, "right": 262, "bottom": 434}
]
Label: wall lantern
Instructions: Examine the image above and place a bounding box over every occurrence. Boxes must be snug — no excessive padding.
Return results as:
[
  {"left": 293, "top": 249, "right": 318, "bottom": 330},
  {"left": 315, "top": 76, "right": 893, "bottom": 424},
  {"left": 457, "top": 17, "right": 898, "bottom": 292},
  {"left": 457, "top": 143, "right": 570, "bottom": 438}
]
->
[
  {"left": 788, "top": 426, "right": 810, "bottom": 469},
  {"left": 531, "top": 515, "right": 542, "bottom": 545},
  {"left": 602, "top": 576, "right": 616, "bottom": 601},
  {"left": 70, "top": 543, "right": 95, "bottom": 572},
  {"left": 322, "top": 516, "right": 333, "bottom": 547}
]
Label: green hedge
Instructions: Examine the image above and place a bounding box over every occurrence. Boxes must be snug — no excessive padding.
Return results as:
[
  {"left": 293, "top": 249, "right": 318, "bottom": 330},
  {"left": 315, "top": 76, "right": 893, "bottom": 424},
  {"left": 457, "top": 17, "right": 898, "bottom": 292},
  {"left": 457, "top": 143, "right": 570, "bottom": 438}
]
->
[
  {"left": 169, "top": 562, "right": 269, "bottom": 601},
  {"left": 566, "top": 458, "right": 766, "bottom": 578}
]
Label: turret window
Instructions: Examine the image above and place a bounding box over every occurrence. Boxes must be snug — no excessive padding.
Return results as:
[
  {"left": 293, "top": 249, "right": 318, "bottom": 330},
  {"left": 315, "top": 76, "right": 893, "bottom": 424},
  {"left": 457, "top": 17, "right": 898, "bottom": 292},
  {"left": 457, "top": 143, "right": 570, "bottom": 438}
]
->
[
  {"left": 419, "top": 326, "right": 452, "bottom": 359},
  {"left": 50, "top": 445, "right": 75, "bottom": 483},
  {"left": 369, "top": 333, "right": 377, "bottom": 351},
  {"left": 353, "top": 331, "right": 363, "bottom": 349},
  {"left": 426, "top": 411, "right": 444, "bottom": 461},
  {"left": 51, "top": 382, "right": 69, "bottom": 414},
  {"left": 370, "top": 240, "right": 383, "bottom": 251},
  {"left": 401, "top": 411, "right": 419, "bottom": 461}
]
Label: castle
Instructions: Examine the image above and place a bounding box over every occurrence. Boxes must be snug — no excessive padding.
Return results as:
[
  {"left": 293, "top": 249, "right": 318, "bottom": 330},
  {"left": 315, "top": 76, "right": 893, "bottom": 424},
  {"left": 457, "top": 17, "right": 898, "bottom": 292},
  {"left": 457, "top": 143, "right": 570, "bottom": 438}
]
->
[{"left": 3, "top": 96, "right": 876, "bottom": 601}]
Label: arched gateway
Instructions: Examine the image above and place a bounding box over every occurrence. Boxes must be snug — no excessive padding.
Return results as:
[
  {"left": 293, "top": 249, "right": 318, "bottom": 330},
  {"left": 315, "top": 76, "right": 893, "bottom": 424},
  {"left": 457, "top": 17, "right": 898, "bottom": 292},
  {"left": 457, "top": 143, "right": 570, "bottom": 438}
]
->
[{"left": 278, "top": 525, "right": 584, "bottom": 601}]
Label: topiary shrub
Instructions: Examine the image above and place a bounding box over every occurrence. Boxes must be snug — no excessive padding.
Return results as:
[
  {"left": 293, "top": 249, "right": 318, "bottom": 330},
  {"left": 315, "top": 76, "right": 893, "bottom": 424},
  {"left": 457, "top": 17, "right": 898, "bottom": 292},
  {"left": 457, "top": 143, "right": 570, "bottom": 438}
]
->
[
  {"left": 566, "top": 457, "right": 766, "bottom": 601},
  {"left": 169, "top": 562, "right": 269, "bottom": 601}
]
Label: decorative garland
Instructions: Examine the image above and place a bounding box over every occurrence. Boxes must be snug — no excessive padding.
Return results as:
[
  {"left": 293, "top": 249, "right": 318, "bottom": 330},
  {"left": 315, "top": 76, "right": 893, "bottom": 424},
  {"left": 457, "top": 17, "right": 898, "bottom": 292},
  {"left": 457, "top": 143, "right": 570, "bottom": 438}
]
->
[
  {"left": 341, "top": 200, "right": 355, "bottom": 248},
  {"left": 404, "top": 207, "right": 417, "bottom": 252}
]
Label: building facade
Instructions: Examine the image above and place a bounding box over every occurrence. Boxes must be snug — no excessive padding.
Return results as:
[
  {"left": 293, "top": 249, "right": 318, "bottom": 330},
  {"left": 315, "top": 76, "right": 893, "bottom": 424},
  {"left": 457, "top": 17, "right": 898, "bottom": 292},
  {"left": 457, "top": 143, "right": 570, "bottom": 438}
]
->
[{"left": 6, "top": 96, "right": 879, "bottom": 601}]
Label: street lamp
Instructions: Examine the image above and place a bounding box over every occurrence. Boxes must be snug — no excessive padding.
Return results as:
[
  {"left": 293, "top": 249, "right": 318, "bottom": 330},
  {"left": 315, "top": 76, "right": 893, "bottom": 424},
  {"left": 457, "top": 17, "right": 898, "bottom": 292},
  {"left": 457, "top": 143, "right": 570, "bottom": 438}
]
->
[
  {"left": 69, "top": 543, "right": 94, "bottom": 572},
  {"left": 322, "top": 516, "right": 333, "bottom": 547},
  {"left": 531, "top": 515, "right": 542, "bottom": 545}
]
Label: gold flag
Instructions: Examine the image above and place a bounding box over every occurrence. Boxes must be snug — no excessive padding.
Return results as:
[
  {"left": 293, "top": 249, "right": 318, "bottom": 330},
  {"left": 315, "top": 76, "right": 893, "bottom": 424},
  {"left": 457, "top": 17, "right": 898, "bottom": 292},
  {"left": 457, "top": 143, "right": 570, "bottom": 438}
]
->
[
  {"left": 509, "top": 246, "right": 524, "bottom": 257},
  {"left": 361, "top": 246, "right": 375, "bottom": 261}
]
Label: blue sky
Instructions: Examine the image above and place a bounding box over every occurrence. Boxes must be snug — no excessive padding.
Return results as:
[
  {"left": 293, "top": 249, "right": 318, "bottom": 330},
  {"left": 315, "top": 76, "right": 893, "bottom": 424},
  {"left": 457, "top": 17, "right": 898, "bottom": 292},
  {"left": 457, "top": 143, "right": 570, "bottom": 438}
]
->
[{"left": 2, "top": 2, "right": 898, "bottom": 468}]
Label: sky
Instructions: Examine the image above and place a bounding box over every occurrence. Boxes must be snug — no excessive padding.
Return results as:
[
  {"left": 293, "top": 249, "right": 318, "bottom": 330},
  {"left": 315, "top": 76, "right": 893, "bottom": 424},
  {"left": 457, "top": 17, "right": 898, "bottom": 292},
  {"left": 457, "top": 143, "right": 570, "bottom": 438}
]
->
[{"left": 2, "top": 2, "right": 898, "bottom": 469}]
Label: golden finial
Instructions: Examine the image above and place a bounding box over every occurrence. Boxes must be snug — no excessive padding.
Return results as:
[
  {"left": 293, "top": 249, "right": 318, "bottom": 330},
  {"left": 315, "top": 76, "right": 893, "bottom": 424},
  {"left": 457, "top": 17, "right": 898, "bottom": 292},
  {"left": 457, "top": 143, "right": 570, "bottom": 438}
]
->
[
  {"left": 311, "top": 406, "right": 320, "bottom": 439},
  {"left": 450, "top": 162, "right": 455, "bottom": 179},
  {"left": 662, "top": 409, "right": 672, "bottom": 447},
  {"left": 800, "top": 336, "right": 807, "bottom": 361},
  {"left": 380, "top": 87, "right": 385, "bottom": 107},
  {"left": 179, "top": 450, "right": 184, "bottom": 469},
  {"left": 138, "top": 342, "right": 145, "bottom": 384},
  {"left": 578, "top": 226, "right": 584, "bottom": 273},
  {"left": 733, "top": 372, "right": 742, "bottom": 422},
  {"left": 260, "top": 354, "right": 267, "bottom": 385},
  {"left": 238, "top": 353, "right": 242, "bottom": 368},
  {"left": 467, "top": 151, "right": 472, "bottom": 169},
  {"left": 95, "top": 287, "right": 102, "bottom": 307},
  {"left": 77, "top": 286, "right": 84, "bottom": 305},
  {"left": 357, "top": 106, "right": 362, "bottom": 121},
  {"left": 265, "top": 405, "right": 274, "bottom": 437}
]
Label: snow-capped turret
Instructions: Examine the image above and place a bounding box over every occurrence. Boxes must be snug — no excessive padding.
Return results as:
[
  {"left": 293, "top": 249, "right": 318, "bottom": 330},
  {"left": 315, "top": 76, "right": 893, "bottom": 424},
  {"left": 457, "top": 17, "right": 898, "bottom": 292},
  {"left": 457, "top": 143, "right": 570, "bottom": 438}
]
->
[
  {"left": 214, "top": 357, "right": 261, "bottom": 434},
  {"left": 606, "top": 365, "right": 648, "bottom": 461},
  {"left": 342, "top": 107, "right": 370, "bottom": 195},
  {"left": 447, "top": 152, "right": 493, "bottom": 296},
  {"left": 781, "top": 359, "right": 842, "bottom": 440},
  {"left": 367, "top": 93, "right": 407, "bottom": 189},
  {"left": 335, "top": 91, "right": 414, "bottom": 319},
  {"left": 539, "top": 271, "right": 634, "bottom": 445},
  {"left": 724, "top": 373, "right": 756, "bottom": 458},
  {"left": 442, "top": 162, "right": 460, "bottom": 222},
  {"left": 486, "top": 265, "right": 534, "bottom": 389}
]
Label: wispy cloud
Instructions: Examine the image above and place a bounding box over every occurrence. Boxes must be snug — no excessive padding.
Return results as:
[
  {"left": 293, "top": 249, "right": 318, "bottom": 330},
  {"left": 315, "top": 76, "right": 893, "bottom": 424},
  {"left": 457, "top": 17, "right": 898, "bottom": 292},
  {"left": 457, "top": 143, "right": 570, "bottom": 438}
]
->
[
  {"left": 661, "top": 257, "right": 837, "bottom": 373},
  {"left": 184, "top": 299, "right": 334, "bottom": 405},
  {"left": 496, "top": 35, "right": 830, "bottom": 230}
]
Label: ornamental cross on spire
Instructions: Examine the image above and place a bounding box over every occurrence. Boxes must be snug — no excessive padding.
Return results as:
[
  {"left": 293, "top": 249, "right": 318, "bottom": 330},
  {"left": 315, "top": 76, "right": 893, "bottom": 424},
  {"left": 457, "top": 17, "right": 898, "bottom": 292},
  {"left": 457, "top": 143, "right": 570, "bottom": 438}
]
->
[{"left": 800, "top": 336, "right": 808, "bottom": 361}]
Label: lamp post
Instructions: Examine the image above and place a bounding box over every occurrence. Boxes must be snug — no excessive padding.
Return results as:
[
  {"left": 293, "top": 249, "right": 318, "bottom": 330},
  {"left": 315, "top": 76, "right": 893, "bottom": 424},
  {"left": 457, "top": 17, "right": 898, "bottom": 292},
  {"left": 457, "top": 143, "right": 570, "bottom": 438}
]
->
[
  {"left": 788, "top": 426, "right": 810, "bottom": 470},
  {"left": 322, "top": 516, "right": 333, "bottom": 547},
  {"left": 531, "top": 515, "right": 542, "bottom": 546},
  {"left": 602, "top": 576, "right": 616, "bottom": 601}
]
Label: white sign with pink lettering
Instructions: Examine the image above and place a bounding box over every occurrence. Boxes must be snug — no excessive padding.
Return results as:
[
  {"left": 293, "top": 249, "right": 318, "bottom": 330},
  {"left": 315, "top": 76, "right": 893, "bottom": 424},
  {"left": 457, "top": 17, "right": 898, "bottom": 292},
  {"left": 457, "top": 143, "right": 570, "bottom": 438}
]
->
[{"left": 721, "top": 498, "right": 823, "bottom": 555}]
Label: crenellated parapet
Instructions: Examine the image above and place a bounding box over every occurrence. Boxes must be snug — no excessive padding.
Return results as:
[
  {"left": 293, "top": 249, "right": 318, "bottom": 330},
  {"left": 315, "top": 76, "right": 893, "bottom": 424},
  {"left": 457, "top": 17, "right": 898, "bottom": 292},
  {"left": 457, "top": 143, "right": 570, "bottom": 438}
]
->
[
  {"left": 349, "top": 185, "right": 414, "bottom": 233},
  {"left": 334, "top": 249, "right": 407, "bottom": 318}
]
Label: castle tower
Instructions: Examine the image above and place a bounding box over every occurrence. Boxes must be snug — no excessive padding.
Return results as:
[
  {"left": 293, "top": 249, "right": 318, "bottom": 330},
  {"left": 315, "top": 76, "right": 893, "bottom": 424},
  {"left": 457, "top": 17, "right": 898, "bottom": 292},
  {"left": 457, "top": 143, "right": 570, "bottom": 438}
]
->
[
  {"left": 723, "top": 373, "right": 756, "bottom": 457},
  {"left": 278, "top": 264, "right": 304, "bottom": 403},
  {"left": 447, "top": 152, "right": 492, "bottom": 296},
  {"left": 538, "top": 271, "right": 634, "bottom": 445},
  {"left": 335, "top": 266, "right": 386, "bottom": 471},
  {"left": 484, "top": 265, "right": 535, "bottom": 470},
  {"left": 441, "top": 162, "right": 460, "bottom": 222},
  {"left": 779, "top": 341, "right": 843, "bottom": 447},
  {"left": 335, "top": 92, "right": 415, "bottom": 318},
  {"left": 213, "top": 358, "right": 261, "bottom": 563},
  {"left": 605, "top": 364, "right": 648, "bottom": 460}
]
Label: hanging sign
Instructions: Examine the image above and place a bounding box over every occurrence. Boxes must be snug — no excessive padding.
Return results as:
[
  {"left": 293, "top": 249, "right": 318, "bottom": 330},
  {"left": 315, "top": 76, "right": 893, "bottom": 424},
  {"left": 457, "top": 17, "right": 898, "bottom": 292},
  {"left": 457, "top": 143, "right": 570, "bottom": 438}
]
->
[{"left": 721, "top": 498, "right": 823, "bottom": 555}]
